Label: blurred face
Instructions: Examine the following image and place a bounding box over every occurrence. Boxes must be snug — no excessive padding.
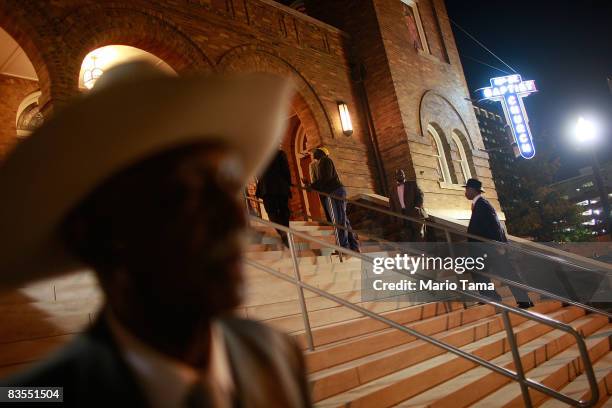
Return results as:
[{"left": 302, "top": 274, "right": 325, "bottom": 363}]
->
[
  {"left": 465, "top": 187, "right": 479, "bottom": 200},
  {"left": 396, "top": 170, "right": 406, "bottom": 183},
  {"left": 146, "top": 145, "right": 246, "bottom": 315},
  {"left": 65, "top": 143, "right": 247, "bottom": 327},
  {"left": 313, "top": 149, "right": 324, "bottom": 160}
]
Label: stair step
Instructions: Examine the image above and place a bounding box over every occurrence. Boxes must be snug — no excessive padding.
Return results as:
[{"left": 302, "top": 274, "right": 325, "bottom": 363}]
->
[
  {"left": 243, "top": 275, "right": 363, "bottom": 307},
  {"left": 264, "top": 296, "right": 426, "bottom": 335},
  {"left": 0, "top": 334, "right": 75, "bottom": 368},
  {"left": 313, "top": 305, "right": 578, "bottom": 406},
  {"left": 305, "top": 304, "right": 498, "bottom": 374},
  {"left": 0, "top": 271, "right": 99, "bottom": 305},
  {"left": 394, "top": 314, "right": 608, "bottom": 407},
  {"left": 472, "top": 324, "right": 612, "bottom": 408},
  {"left": 239, "top": 290, "right": 362, "bottom": 321},
  {"left": 246, "top": 254, "right": 358, "bottom": 269},
  {"left": 539, "top": 352, "right": 612, "bottom": 407},
  {"left": 296, "top": 302, "right": 466, "bottom": 349},
  {"left": 254, "top": 261, "right": 363, "bottom": 278},
  {"left": 0, "top": 298, "right": 101, "bottom": 344}
]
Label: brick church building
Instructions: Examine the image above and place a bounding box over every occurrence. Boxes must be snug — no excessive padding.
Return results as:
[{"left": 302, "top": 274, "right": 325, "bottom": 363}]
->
[{"left": 0, "top": 0, "right": 504, "bottom": 224}]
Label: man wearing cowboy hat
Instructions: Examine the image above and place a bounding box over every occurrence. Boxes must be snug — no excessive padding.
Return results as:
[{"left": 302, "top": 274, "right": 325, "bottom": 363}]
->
[
  {"left": 464, "top": 178, "right": 532, "bottom": 308},
  {"left": 0, "top": 61, "right": 311, "bottom": 407}
]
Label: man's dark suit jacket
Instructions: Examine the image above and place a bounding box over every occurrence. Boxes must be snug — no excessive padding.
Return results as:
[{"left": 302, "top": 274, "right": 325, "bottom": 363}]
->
[
  {"left": 467, "top": 196, "right": 507, "bottom": 242},
  {"left": 389, "top": 181, "right": 424, "bottom": 215},
  {"left": 256, "top": 150, "right": 292, "bottom": 198},
  {"left": 310, "top": 156, "right": 343, "bottom": 194},
  {"left": 1, "top": 313, "right": 311, "bottom": 408}
]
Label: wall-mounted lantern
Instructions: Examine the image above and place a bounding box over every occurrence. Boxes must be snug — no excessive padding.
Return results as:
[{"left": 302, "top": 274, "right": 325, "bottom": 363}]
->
[
  {"left": 337, "top": 102, "right": 353, "bottom": 136},
  {"left": 83, "top": 56, "right": 104, "bottom": 90}
]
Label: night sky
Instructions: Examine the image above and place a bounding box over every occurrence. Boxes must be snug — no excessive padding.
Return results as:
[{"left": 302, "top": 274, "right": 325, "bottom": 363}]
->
[{"left": 445, "top": 0, "right": 612, "bottom": 180}]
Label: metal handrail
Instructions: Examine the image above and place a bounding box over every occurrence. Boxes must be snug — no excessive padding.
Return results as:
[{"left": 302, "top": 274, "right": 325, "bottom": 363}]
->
[
  {"left": 246, "top": 193, "right": 612, "bottom": 319},
  {"left": 246, "top": 215, "right": 600, "bottom": 408},
  {"left": 292, "top": 184, "right": 612, "bottom": 275}
]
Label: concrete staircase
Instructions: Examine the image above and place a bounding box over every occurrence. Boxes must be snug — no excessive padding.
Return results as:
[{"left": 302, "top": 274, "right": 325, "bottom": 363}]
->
[
  {"left": 245, "top": 220, "right": 612, "bottom": 407},
  {"left": 0, "top": 219, "right": 610, "bottom": 407}
]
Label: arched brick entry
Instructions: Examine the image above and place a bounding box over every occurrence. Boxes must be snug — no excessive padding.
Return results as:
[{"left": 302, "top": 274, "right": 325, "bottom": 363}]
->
[
  {"left": 57, "top": 6, "right": 214, "bottom": 97},
  {"left": 0, "top": 5, "right": 54, "bottom": 112},
  {"left": 217, "top": 45, "right": 333, "bottom": 146},
  {"left": 219, "top": 46, "right": 333, "bottom": 220}
]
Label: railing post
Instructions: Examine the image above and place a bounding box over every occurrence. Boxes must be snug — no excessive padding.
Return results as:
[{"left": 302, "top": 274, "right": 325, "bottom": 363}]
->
[
  {"left": 287, "top": 231, "right": 315, "bottom": 351},
  {"left": 501, "top": 310, "right": 533, "bottom": 408},
  {"left": 326, "top": 196, "right": 343, "bottom": 263},
  {"left": 243, "top": 192, "right": 252, "bottom": 219},
  {"left": 444, "top": 229, "right": 456, "bottom": 256}
]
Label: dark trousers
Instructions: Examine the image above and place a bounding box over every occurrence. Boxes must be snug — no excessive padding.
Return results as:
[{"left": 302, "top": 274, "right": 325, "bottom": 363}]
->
[
  {"left": 263, "top": 195, "right": 290, "bottom": 241},
  {"left": 401, "top": 208, "right": 424, "bottom": 242},
  {"left": 326, "top": 187, "right": 359, "bottom": 251},
  {"left": 319, "top": 193, "right": 332, "bottom": 223},
  {"left": 473, "top": 256, "right": 530, "bottom": 303}
]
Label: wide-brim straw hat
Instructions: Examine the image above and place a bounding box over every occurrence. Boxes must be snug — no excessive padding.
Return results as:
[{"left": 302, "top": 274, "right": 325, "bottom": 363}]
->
[{"left": 0, "top": 60, "right": 293, "bottom": 290}]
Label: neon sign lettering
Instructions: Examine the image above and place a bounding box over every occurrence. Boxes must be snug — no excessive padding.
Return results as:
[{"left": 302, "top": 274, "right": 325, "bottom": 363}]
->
[{"left": 481, "top": 74, "right": 537, "bottom": 159}]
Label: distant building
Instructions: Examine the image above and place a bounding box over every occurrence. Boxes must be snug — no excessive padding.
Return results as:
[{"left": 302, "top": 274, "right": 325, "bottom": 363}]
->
[
  {"left": 472, "top": 103, "right": 521, "bottom": 209},
  {"left": 550, "top": 164, "right": 612, "bottom": 236}
]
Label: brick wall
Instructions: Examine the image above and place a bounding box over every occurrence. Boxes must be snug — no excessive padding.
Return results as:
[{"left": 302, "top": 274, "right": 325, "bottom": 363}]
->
[
  {"left": 307, "top": 0, "right": 503, "bottom": 220},
  {"left": 0, "top": 0, "right": 379, "bottom": 206},
  {"left": 0, "top": 0, "right": 502, "bottom": 222},
  {"left": 0, "top": 74, "right": 39, "bottom": 156}
]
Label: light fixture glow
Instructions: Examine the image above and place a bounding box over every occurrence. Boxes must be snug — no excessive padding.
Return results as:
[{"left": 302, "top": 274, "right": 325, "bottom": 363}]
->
[
  {"left": 575, "top": 117, "right": 597, "bottom": 144},
  {"left": 337, "top": 102, "right": 353, "bottom": 136},
  {"left": 83, "top": 56, "right": 104, "bottom": 90}
]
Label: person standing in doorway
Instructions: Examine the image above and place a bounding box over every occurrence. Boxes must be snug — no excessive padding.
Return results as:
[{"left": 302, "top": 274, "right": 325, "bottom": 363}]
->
[
  {"left": 308, "top": 146, "right": 331, "bottom": 223},
  {"left": 256, "top": 149, "right": 292, "bottom": 247},
  {"left": 390, "top": 169, "right": 427, "bottom": 241},
  {"left": 304, "top": 147, "right": 359, "bottom": 252}
]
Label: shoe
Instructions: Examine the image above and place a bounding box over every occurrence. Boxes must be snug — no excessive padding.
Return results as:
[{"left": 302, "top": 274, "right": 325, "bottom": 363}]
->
[{"left": 517, "top": 301, "right": 534, "bottom": 309}]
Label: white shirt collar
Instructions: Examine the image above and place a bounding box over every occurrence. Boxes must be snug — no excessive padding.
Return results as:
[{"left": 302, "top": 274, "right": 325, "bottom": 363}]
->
[
  {"left": 472, "top": 194, "right": 483, "bottom": 206},
  {"left": 105, "top": 309, "right": 234, "bottom": 408}
]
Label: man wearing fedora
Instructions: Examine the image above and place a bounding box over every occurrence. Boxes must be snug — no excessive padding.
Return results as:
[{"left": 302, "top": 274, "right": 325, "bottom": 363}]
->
[
  {"left": 0, "top": 61, "right": 311, "bottom": 407},
  {"left": 464, "top": 178, "right": 533, "bottom": 308}
]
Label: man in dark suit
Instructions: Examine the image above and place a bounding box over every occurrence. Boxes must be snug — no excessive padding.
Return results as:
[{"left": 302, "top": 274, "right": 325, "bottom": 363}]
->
[
  {"left": 390, "top": 169, "right": 427, "bottom": 241},
  {"left": 256, "top": 149, "right": 292, "bottom": 247},
  {"left": 0, "top": 62, "right": 310, "bottom": 407},
  {"left": 465, "top": 178, "right": 533, "bottom": 308}
]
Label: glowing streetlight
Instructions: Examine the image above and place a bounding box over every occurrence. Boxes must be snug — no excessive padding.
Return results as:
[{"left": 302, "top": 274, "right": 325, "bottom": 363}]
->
[{"left": 575, "top": 117, "right": 597, "bottom": 143}]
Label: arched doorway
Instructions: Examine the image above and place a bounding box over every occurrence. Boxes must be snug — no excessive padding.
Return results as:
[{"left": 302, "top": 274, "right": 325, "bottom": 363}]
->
[
  {"left": 0, "top": 26, "right": 41, "bottom": 155},
  {"left": 281, "top": 115, "right": 325, "bottom": 221},
  {"left": 78, "top": 45, "right": 175, "bottom": 91}
]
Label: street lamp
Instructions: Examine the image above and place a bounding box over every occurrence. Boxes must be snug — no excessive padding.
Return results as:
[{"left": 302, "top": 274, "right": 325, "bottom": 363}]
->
[
  {"left": 574, "top": 117, "right": 611, "bottom": 239},
  {"left": 575, "top": 117, "right": 597, "bottom": 143}
]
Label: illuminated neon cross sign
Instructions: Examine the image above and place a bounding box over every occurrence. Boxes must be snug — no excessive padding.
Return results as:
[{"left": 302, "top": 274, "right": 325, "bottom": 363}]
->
[{"left": 481, "top": 74, "right": 537, "bottom": 159}]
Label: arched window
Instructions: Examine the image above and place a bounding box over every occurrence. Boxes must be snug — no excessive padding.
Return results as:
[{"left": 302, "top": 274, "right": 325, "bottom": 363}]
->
[
  {"left": 16, "top": 91, "right": 43, "bottom": 138},
  {"left": 79, "top": 45, "right": 175, "bottom": 91},
  {"left": 451, "top": 131, "right": 472, "bottom": 184},
  {"left": 427, "top": 125, "right": 451, "bottom": 183}
]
